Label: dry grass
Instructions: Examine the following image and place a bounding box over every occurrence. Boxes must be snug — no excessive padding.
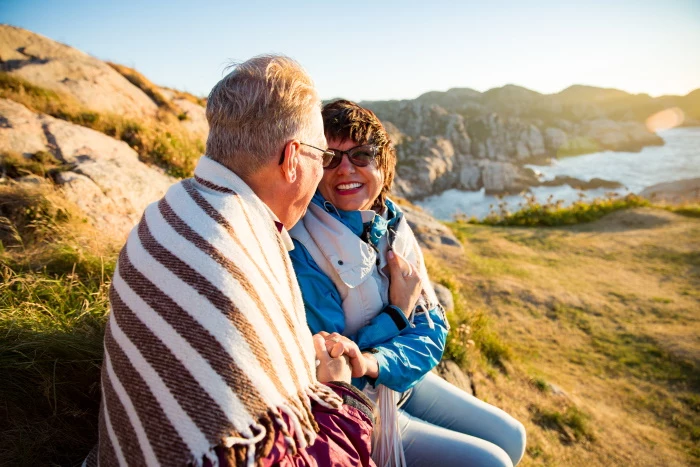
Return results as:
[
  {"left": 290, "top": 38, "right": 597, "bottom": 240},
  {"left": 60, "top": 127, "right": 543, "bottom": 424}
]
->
[
  {"left": 437, "top": 207, "right": 699, "bottom": 466},
  {"left": 107, "top": 62, "right": 177, "bottom": 113},
  {"left": 0, "top": 181, "right": 118, "bottom": 466}
]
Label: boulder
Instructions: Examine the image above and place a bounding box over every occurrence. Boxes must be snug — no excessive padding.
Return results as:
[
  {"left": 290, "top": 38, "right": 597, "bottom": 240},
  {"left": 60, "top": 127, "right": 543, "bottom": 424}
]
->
[
  {"left": 0, "top": 25, "right": 158, "bottom": 119},
  {"left": 0, "top": 98, "right": 175, "bottom": 237},
  {"left": 433, "top": 360, "right": 474, "bottom": 396},
  {"left": 159, "top": 87, "right": 208, "bottom": 139},
  {"left": 432, "top": 282, "right": 454, "bottom": 313},
  {"left": 480, "top": 160, "right": 539, "bottom": 194},
  {"left": 639, "top": 177, "right": 700, "bottom": 204},
  {"left": 539, "top": 175, "right": 624, "bottom": 190},
  {"left": 399, "top": 202, "right": 461, "bottom": 249}
]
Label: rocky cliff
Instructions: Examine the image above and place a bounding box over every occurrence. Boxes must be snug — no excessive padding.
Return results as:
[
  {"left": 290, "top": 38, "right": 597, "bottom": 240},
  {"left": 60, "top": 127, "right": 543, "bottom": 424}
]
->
[
  {"left": 0, "top": 25, "right": 204, "bottom": 239},
  {"left": 363, "top": 84, "right": 698, "bottom": 200}
]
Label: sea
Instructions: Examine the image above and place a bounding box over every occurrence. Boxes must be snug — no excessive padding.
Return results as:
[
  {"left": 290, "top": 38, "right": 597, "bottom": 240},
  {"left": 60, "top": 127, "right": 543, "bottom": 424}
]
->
[{"left": 418, "top": 127, "right": 700, "bottom": 220}]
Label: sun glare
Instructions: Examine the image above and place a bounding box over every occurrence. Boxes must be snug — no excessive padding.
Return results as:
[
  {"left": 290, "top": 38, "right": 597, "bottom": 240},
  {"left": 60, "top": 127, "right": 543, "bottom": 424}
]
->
[{"left": 645, "top": 107, "right": 685, "bottom": 132}]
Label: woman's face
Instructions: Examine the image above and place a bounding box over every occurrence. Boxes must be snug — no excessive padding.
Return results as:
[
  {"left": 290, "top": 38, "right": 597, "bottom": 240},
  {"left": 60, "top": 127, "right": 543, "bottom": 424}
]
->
[{"left": 318, "top": 138, "right": 384, "bottom": 212}]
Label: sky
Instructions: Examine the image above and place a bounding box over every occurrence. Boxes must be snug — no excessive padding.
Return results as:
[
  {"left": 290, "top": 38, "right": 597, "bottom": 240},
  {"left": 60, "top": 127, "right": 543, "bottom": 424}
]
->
[{"left": 1, "top": 0, "right": 699, "bottom": 101}]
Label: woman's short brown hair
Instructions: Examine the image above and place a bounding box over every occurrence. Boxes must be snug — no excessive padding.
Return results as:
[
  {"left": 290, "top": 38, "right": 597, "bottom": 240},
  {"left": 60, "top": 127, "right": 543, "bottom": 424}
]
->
[{"left": 322, "top": 100, "right": 396, "bottom": 212}]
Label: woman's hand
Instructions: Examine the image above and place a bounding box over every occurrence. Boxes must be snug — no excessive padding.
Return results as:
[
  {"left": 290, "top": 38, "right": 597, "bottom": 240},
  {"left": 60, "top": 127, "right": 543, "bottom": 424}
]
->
[
  {"left": 316, "top": 331, "right": 369, "bottom": 378},
  {"left": 313, "top": 334, "right": 352, "bottom": 383},
  {"left": 386, "top": 250, "right": 422, "bottom": 318}
]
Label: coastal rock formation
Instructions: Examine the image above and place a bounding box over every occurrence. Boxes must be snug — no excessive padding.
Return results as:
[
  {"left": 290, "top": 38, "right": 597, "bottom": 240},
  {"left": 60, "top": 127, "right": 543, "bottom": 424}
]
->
[
  {"left": 640, "top": 177, "right": 700, "bottom": 204},
  {"left": 364, "top": 82, "right": 693, "bottom": 200},
  {"left": 0, "top": 25, "right": 158, "bottom": 119},
  {"left": 0, "top": 98, "right": 174, "bottom": 237}
]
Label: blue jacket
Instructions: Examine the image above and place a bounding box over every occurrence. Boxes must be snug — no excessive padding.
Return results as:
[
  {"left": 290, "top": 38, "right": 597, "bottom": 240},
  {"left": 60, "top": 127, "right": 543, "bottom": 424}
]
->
[{"left": 290, "top": 193, "right": 448, "bottom": 393}]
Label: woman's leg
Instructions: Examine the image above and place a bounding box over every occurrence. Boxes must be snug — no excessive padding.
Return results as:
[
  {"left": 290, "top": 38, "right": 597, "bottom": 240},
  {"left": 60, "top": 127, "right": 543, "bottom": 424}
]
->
[
  {"left": 401, "top": 372, "right": 526, "bottom": 465},
  {"left": 399, "top": 410, "right": 513, "bottom": 467}
]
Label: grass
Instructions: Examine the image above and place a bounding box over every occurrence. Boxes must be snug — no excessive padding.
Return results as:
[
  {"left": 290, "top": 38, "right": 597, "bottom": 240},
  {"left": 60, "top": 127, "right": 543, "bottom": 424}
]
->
[
  {"left": 0, "top": 180, "right": 117, "bottom": 466},
  {"left": 0, "top": 265, "right": 110, "bottom": 466},
  {"left": 435, "top": 204, "right": 700, "bottom": 465},
  {"left": 1, "top": 150, "right": 69, "bottom": 180},
  {"left": 531, "top": 406, "right": 595, "bottom": 443},
  {"left": 424, "top": 252, "right": 512, "bottom": 372},
  {"left": 1, "top": 72, "right": 204, "bottom": 178},
  {"left": 455, "top": 192, "right": 650, "bottom": 227},
  {"left": 107, "top": 62, "right": 178, "bottom": 113}
]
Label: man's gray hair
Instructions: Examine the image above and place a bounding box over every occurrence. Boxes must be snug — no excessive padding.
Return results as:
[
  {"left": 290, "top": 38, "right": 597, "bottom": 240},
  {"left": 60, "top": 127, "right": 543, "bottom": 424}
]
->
[{"left": 205, "top": 55, "right": 320, "bottom": 177}]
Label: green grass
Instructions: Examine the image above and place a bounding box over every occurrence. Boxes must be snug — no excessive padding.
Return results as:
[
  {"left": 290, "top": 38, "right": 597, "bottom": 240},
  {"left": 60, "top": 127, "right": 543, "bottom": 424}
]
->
[
  {"left": 0, "top": 265, "right": 110, "bottom": 466},
  {"left": 424, "top": 253, "right": 512, "bottom": 371},
  {"left": 107, "top": 62, "right": 177, "bottom": 113},
  {"left": 1, "top": 72, "right": 204, "bottom": 178},
  {"left": 1, "top": 150, "right": 70, "bottom": 181},
  {"left": 662, "top": 203, "right": 700, "bottom": 218},
  {"left": 454, "top": 193, "right": 650, "bottom": 227},
  {"left": 531, "top": 405, "right": 595, "bottom": 443},
  {"left": 0, "top": 181, "right": 115, "bottom": 465}
]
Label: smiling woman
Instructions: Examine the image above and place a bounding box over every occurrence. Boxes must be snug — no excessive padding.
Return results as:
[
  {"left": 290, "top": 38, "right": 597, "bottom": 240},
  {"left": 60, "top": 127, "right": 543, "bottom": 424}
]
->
[{"left": 289, "top": 99, "right": 526, "bottom": 467}]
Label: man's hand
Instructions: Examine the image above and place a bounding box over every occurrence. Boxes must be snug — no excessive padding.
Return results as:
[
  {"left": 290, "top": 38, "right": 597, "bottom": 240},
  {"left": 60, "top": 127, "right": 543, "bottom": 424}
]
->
[
  {"left": 316, "top": 332, "right": 368, "bottom": 378},
  {"left": 313, "top": 334, "right": 352, "bottom": 383},
  {"left": 386, "top": 250, "right": 422, "bottom": 318}
]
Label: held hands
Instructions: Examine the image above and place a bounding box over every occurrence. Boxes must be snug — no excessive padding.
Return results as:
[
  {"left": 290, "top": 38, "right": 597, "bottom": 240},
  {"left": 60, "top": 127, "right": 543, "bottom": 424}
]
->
[
  {"left": 313, "top": 334, "right": 352, "bottom": 383},
  {"left": 386, "top": 250, "right": 422, "bottom": 318},
  {"left": 313, "top": 331, "right": 378, "bottom": 380}
]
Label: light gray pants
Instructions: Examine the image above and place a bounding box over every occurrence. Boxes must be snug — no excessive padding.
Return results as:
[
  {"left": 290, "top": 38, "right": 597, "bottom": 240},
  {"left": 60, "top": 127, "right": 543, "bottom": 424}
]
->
[{"left": 399, "top": 372, "right": 526, "bottom": 467}]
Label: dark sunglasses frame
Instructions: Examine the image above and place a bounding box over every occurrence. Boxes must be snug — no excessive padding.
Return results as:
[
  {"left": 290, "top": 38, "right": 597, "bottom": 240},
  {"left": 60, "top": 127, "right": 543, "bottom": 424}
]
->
[
  {"left": 324, "top": 144, "right": 379, "bottom": 170},
  {"left": 278, "top": 142, "right": 336, "bottom": 167}
]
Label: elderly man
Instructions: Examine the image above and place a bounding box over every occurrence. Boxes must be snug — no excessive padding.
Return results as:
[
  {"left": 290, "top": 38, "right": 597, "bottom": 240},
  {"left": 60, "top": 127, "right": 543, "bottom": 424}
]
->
[{"left": 86, "top": 55, "right": 379, "bottom": 466}]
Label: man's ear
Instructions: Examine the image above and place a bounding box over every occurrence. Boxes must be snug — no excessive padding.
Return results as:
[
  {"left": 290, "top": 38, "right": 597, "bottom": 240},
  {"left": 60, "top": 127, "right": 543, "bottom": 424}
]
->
[{"left": 280, "top": 140, "right": 300, "bottom": 183}]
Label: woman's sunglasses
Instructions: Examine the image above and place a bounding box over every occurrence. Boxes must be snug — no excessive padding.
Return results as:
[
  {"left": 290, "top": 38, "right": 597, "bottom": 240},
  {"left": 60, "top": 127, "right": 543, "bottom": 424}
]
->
[{"left": 324, "top": 144, "right": 379, "bottom": 170}]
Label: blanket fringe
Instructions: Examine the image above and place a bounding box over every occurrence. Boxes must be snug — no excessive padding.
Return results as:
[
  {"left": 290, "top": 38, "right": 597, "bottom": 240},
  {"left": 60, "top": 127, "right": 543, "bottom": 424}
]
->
[{"left": 194, "top": 384, "right": 342, "bottom": 466}]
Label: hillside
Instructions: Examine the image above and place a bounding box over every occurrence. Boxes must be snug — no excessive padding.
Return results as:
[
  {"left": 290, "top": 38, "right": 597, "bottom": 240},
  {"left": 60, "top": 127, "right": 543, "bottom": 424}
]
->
[{"left": 432, "top": 207, "right": 699, "bottom": 466}]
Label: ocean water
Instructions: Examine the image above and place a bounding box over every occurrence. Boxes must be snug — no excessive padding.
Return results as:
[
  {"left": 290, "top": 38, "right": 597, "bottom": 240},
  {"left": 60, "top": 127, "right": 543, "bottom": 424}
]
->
[{"left": 418, "top": 127, "right": 700, "bottom": 220}]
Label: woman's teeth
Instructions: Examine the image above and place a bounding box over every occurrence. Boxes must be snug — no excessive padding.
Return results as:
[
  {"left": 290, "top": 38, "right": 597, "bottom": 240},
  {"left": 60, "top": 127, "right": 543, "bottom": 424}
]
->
[{"left": 337, "top": 183, "right": 362, "bottom": 190}]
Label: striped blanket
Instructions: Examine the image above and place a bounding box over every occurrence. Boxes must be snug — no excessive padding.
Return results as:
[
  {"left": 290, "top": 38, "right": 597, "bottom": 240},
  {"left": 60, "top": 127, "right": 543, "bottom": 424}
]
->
[{"left": 88, "top": 156, "right": 342, "bottom": 466}]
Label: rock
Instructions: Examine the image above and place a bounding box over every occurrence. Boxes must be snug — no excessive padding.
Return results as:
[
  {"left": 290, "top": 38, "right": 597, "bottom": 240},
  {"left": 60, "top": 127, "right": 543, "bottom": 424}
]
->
[
  {"left": 432, "top": 282, "right": 454, "bottom": 313},
  {"left": 544, "top": 127, "right": 568, "bottom": 153},
  {"left": 468, "top": 114, "right": 546, "bottom": 162},
  {"left": 399, "top": 202, "right": 461, "bottom": 249},
  {"left": 0, "top": 25, "right": 158, "bottom": 119},
  {"left": 433, "top": 360, "right": 474, "bottom": 395},
  {"left": 480, "top": 160, "right": 539, "bottom": 194},
  {"left": 639, "top": 177, "right": 700, "bottom": 204},
  {"left": 458, "top": 161, "right": 481, "bottom": 190},
  {"left": 539, "top": 175, "right": 624, "bottom": 190},
  {"left": 159, "top": 88, "right": 208, "bottom": 139},
  {"left": 548, "top": 383, "right": 568, "bottom": 398},
  {"left": 0, "top": 98, "right": 175, "bottom": 237},
  {"left": 580, "top": 118, "right": 663, "bottom": 152},
  {"left": 370, "top": 84, "right": 683, "bottom": 200}
]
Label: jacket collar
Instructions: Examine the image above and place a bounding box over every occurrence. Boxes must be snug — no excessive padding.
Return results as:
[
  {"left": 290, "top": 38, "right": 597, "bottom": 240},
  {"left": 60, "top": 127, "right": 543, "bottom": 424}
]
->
[{"left": 310, "top": 192, "right": 402, "bottom": 247}]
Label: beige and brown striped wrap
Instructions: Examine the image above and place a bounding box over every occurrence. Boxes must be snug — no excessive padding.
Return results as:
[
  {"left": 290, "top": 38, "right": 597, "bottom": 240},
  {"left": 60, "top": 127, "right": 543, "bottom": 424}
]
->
[{"left": 88, "top": 156, "right": 342, "bottom": 467}]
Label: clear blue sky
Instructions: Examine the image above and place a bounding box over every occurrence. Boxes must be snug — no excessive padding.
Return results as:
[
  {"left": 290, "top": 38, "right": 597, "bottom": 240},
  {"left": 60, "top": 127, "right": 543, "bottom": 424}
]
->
[{"left": 2, "top": 0, "right": 699, "bottom": 101}]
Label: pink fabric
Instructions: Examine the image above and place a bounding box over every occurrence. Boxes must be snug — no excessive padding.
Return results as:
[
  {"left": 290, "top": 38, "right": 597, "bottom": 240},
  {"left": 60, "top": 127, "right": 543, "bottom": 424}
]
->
[
  {"left": 263, "top": 383, "right": 375, "bottom": 467},
  {"left": 205, "top": 383, "right": 375, "bottom": 467}
]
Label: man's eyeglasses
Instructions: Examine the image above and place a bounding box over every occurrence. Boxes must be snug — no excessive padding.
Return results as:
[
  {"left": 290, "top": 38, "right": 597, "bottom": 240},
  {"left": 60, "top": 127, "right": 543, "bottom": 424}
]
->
[
  {"left": 278, "top": 142, "right": 336, "bottom": 167},
  {"left": 323, "top": 144, "right": 378, "bottom": 170}
]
